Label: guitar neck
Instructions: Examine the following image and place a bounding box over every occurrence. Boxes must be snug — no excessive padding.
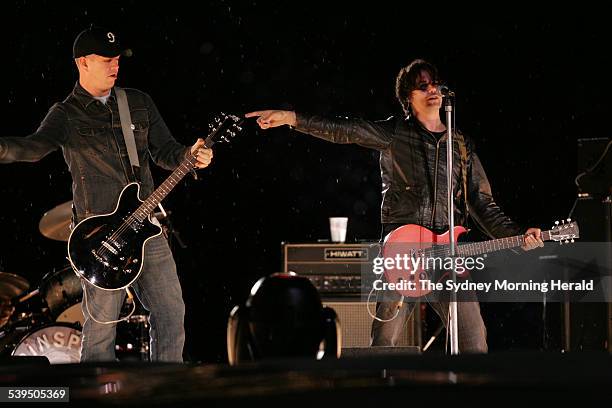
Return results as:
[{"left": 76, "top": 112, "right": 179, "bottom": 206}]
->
[
  {"left": 130, "top": 114, "right": 238, "bottom": 222},
  {"left": 456, "top": 230, "right": 553, "bottom": 257},
  {"left": 133, "top": 153, "right": 199, "bottom": 222}
]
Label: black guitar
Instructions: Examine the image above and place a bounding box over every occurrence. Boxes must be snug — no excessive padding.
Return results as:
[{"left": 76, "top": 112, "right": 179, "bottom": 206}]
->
[{"left": 68, "top": 113, "right": 242, "bottom": 290}]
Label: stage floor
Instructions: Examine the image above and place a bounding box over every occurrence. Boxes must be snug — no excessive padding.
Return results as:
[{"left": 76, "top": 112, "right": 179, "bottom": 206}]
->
[{"left": 1, "top": 352, "right": 611, "bottom": 405}]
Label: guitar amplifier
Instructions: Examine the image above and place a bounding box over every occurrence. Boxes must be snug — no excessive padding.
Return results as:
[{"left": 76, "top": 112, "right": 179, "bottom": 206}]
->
[
  {"left": 282, "top": 242, "right": 381, "bottom": 297},
  {"left": 282, "top": 242, "right": 419, "bottom": 348}
]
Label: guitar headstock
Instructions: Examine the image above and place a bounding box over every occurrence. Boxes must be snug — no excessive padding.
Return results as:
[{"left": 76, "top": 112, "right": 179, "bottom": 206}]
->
[
  {"left": 204, "top": 112, "right": 243, "bottom": 147},
  {"left": 550, "top": 218, "right": 580, "bottom": 244}
]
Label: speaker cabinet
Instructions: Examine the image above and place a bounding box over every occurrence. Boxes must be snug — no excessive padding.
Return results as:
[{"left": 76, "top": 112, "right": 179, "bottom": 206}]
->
[
  {"left": 564, "top": 196, "right": 612, "bottom": 352},
  {"left": 322, "top": 300, "right": 419, "bottom": 348},
  {"left": 282, "top": 243, "right": 422, "bottom": 350}
]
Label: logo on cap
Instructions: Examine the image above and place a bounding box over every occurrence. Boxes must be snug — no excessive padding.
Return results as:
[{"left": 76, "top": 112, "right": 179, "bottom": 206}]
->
[{"left": 73, "top": 26, "right": 131, "bottom": 59}]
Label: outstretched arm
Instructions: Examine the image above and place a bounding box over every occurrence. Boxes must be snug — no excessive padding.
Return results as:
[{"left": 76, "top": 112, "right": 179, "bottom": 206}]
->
[
  {"left": 245, "top": 110, "right": 296, "bottom": 128},
  {"left": 245, "top": 109, "right": 393, "bottom": 150},
  {"left": 0, "top": 103, "right": 68, "bottom": 163}
]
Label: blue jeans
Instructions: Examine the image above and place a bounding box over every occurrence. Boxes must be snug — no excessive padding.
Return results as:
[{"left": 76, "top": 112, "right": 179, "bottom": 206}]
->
[
  {"left": 80, "top": 236, "right": 185, "bottom": 362},
  {"left": 370, "top": 290, "right": 488, "bottom": 352}
]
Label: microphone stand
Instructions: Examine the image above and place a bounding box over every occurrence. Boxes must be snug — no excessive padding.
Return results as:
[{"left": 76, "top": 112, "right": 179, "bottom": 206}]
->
[{"left": 444, "top": 89, "right": 459, "bottom": 355}]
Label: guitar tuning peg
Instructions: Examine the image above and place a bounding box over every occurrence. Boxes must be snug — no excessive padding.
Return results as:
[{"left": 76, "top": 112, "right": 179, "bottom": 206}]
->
[
  {"left": 561, "top": 220, "right": 565, "bottom": 224},
  {"left": 555, "top": 221, "right": 559, "bottom": 225},
  {"left": 567, "top": 218, "right": 571, "bottom": 222},
  {"left": 559, "top": 241, "right": 563, "bottom": 245},
  {"left": 570, "top": 239, "right": 574, "bottom": 243}
]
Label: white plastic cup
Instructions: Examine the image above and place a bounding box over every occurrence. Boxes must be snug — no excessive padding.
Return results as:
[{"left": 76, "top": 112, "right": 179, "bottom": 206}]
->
[{"left": 329, "top": 217, "right": 348, "bottom": 243}]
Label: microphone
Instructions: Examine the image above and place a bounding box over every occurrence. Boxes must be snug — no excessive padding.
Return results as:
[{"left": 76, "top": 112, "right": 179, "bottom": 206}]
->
[{"left": 436, "top": 84, "right": 455, "bottom": 97}]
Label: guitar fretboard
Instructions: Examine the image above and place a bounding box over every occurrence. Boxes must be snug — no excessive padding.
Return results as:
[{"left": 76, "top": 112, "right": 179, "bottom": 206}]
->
[
  {"left": 457, "top": 230, "right": 552, "bottom": 257},
  {"left": 133, "top": 154, "right": 198, "bottom": 222},
  {"left": 423, "top": 230, "right": 553, "bottom": 258}
]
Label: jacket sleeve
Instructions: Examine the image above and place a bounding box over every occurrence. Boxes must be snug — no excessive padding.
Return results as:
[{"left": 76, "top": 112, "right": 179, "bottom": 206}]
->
[
  {"left": 0, "top": 103, "right": 68, "bottom": 163},
  {"left": 466, "top": 141, "right": 523, "bottom": 238},
  {"left": 295, "top": 112, "right": 393, "bottom": 151},
  {"left": 144, "top": 93, "right": 190, "bottom": 170}
]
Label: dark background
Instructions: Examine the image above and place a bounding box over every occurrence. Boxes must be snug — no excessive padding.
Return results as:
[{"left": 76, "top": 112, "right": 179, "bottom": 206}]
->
[{"left": 3, "top": 2, "right": 610, "bottom": 361}]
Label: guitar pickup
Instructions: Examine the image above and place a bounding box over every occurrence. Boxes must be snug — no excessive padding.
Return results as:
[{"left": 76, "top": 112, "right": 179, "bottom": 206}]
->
[{"left": 101, "top": 241, "right": 119, "bottom": 255}]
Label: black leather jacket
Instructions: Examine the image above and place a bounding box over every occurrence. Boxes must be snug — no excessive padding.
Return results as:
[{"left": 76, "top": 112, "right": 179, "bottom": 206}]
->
[
  {"left": 0, "top": 82, "right": 188, "bottom": 222},
  {"left": 295, "top": 113, "right": 522, "bottom": 238}
]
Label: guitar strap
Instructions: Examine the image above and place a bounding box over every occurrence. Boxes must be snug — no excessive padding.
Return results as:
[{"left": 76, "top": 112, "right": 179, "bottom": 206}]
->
[
  {"left": 115, "top": 88, "right": 163, "bottom": 229},
  {"left": 454, "top": 133, "right": 500, "bottom": 240},
  {"left": 454, "top": 131, "right": 470, "bottom": 224},
  {"left": 115, "top": 87, "right": 140, "bottom": 182}
]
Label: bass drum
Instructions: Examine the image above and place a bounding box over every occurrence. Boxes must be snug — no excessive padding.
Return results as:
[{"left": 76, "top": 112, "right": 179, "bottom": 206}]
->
[
  {"left": 11, "top": 323, "right": 81, "bottom": 364},
  {"left": 56, "top": 303, "right": 84, "bottom": 325},
  {"left": 40, "top": 266, "right": 83, "bottom": 321},
  {"left": 40, "top": 266, "right": 84, "bottom": 326}
]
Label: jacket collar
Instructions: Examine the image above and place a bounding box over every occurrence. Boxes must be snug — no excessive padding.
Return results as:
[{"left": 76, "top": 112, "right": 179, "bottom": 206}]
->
[
  {"left": 404, "top": 116, "right": 446, "bottom": 144},
  {"left": 72, "top": 81, "right": 116, "bottom": 110}
]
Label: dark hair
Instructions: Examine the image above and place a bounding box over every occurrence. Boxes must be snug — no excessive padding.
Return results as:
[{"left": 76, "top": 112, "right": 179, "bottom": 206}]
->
[{"left": 395, "top": 59, "right": 440, "bottom": 116}]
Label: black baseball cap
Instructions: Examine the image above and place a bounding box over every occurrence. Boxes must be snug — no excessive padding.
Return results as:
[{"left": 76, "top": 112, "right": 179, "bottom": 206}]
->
[{"left": 73, "top": 26, "right": 132, "bottom": 58}]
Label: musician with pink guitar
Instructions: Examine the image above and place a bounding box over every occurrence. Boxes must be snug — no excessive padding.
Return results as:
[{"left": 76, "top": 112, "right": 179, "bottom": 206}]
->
[{"left": 246, "top": 59, "right": 544, "bottom": 353}]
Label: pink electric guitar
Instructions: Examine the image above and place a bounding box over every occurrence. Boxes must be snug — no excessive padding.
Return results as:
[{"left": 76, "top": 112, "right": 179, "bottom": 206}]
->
[{"left": 382, "top": 220, "right": 580, "bottom": 298}]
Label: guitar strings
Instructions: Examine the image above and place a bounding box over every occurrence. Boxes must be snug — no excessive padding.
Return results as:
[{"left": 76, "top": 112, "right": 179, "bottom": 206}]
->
[
  {"left": 96, "top": 156, "right": 197, "bottom": 257},
  {"left": 99, "top": 115, "right": 237, "bottom": 252}
]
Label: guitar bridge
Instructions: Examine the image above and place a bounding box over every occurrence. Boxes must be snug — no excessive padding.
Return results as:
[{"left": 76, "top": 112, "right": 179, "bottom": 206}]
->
[{"left": 91, "top": 249, "right": 109, "bottom": 267}]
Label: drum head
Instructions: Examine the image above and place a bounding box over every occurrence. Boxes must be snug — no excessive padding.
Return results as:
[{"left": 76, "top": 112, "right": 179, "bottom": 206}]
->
[
  {"left": 12, "top": 323, "right": 81, "bottom": 364},
  {"left": 40, "top": 266, "right": 83, "bottom": 318},
  {"left": 56, "top": 303, "right": 84, "bottom": 325}
]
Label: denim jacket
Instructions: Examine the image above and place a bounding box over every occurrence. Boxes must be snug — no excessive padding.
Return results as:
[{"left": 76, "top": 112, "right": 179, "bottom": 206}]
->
[{"left": 0, "top": 82, "right": 189, "bottom": 222}]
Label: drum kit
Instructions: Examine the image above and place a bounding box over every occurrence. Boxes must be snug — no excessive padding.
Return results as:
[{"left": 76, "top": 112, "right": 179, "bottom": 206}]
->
[{"left": 0, "top": 201, "right": 150, "bottom": 364}]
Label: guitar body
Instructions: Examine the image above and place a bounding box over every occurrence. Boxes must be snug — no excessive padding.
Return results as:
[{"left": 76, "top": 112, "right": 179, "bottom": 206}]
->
[
  {"left": 381, "top": 220, "right": 581, "bottom": 298},
  {"left": 382, "top": 224, "right": 468, "bottom": 298},
  {"left": 68, "top": 183, "right": 162, "bottom": 291}
]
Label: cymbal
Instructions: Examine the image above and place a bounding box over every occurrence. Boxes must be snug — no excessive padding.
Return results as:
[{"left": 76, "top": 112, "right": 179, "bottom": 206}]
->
[
  {"left": 39, "top": 201, "right": 72, "bottom": 241},
  {"left": 0, "top": 272, "right": 29, "bottom": 300}
]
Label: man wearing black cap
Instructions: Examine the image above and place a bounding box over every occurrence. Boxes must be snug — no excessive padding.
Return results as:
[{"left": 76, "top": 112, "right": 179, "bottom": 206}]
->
[{"left": 0, "top": 26, "right": 213, "bottom": 362}]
